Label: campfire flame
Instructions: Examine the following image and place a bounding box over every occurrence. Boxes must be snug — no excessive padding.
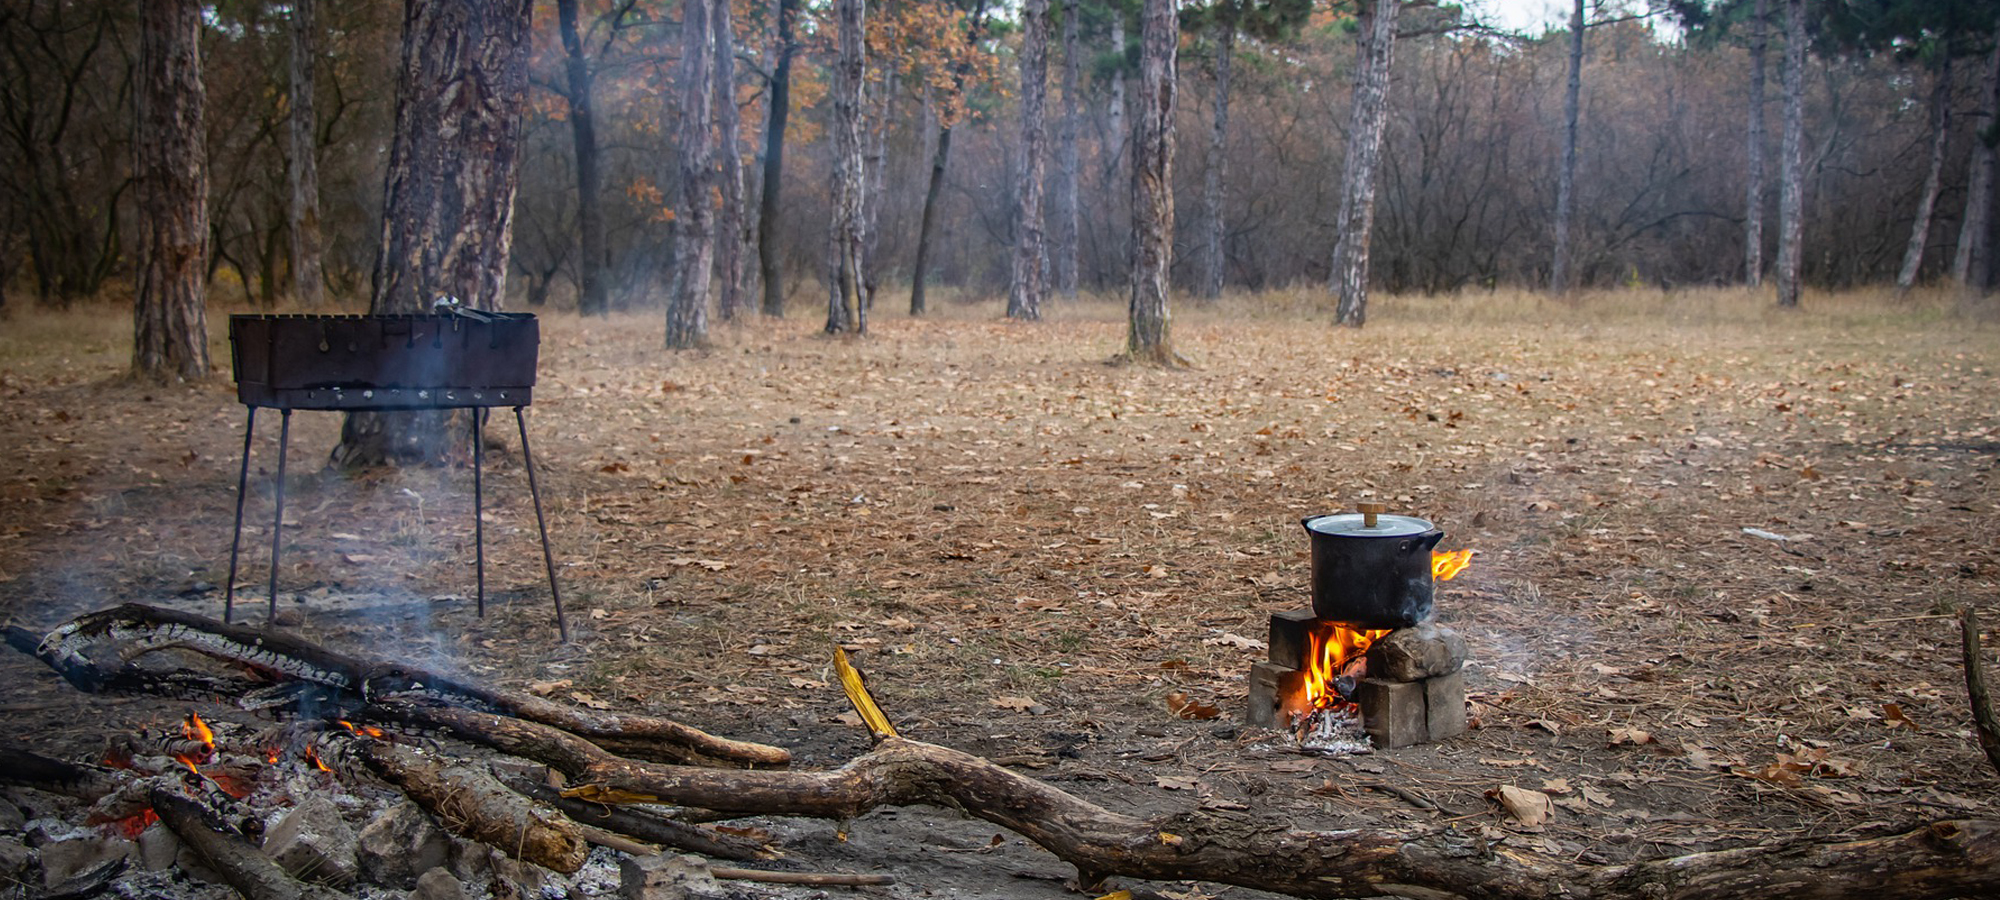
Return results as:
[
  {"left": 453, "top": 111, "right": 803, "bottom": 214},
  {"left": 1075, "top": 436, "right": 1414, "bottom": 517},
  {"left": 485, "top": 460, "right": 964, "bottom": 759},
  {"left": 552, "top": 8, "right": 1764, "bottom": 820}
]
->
[
  {"left": 305, "top": 746, "right": 333, "bottom": 773},
  {"left": 1297, "top": 623, "right": 1391, "bottom": 718},
  {"left": 337, "top": 720, "right": 386, "bottom": 740},
  {"left": 1431, "top": 549, "right": 1474, "bottom": 581}
]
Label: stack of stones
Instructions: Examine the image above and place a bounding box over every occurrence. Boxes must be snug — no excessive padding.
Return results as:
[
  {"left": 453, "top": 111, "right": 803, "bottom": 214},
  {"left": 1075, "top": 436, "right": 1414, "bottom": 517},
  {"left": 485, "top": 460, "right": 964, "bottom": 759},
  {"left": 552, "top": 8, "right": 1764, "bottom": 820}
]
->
[{"left": 1247, "top": 611, "right": 1469, "bottom": 749}]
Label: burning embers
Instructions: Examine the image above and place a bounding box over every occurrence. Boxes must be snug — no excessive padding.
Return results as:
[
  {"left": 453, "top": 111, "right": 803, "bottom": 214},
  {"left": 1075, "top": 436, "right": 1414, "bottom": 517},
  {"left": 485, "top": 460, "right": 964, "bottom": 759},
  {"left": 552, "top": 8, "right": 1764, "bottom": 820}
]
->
[{"left": 1247, "top": 528, "right": 1476, "bottom": 751}]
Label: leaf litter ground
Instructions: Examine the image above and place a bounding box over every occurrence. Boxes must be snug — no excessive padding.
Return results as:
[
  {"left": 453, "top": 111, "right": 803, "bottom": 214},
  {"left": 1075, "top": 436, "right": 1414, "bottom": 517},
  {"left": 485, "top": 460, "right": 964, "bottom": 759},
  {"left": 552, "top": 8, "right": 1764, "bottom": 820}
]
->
[{"left": 2, "top": 289, "right": 1998, "bottom": 898}]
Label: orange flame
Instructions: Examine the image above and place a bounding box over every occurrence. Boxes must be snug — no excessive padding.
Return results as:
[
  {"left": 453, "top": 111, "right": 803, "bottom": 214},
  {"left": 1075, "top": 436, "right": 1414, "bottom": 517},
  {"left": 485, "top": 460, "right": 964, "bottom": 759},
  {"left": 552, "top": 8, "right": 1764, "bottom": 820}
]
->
[
  {"left": 1296, "top": 623, "right": 1390, "bottom": 717},
  {"left": 183, "top": 712, "right": 215, "bottom": 748},
  {"left": 1431, "top": 549, "right": 1474, "bottom": 581},
  {"left": 337, "top": 720, "right": 386, "bottom": 740},
  {"left": 305, "top": 747, "right": 333, "bottom": 773}
]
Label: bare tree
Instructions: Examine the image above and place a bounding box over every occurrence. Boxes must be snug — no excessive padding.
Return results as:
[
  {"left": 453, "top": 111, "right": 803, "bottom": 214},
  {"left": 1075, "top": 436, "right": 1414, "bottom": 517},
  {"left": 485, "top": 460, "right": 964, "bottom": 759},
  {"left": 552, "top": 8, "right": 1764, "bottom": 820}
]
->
[
  {"left": 1329, "top": 0, "right": 1401, "bottom": 326},
  {"left": 1200, "top": 14, "right": 1235, "bottom": 301},
  {"left": 288, "top": 0, "right": 324, "bottom": 308},
  {"left": 555, "top": 0, "right": 608, "bottom": 315},
  {"left": 1744, "top": 0, "right": 1767, "bottom": 286},
  {"left": 825, "top": 0, "right": 867, "bottom": 333},
  {"left": 133, "top": 0, "right": 210, "bottom": 381},
  {"left": 1956, "top": 33, "right": 2000, "bottom": 294},
  {"left": 1054, "top": 0, "right": 1082, "bottom": 301},
  {"left": 667, "top": 0, "right": 717, "bottom": 349},
  {"left": 1550, "top": 0, "right": 1582, "bottom": 294},
  {"left": 1775, "top": 0, "right": 1804, "bottom": 308},
  {"left": 713, "top": 0, "right": 749, "bottom": 321},
  {"left": 910, "top": 0, "right": 991, "bottom": 316},
  {"left": 1008, "top": 0, "right": 1051, "bottom": 321},
  {"left": 1896, "top": 54, "right": 1953, "bottom": 294},
  {"left": 1125, "top": 0, "right": 1177, "bottom": 364},
  {"left": 758, "top": 0, "right": 801, "bottom": 317},
  {"left": 334, "top": 0, "right": 533, "bottom": 467}
]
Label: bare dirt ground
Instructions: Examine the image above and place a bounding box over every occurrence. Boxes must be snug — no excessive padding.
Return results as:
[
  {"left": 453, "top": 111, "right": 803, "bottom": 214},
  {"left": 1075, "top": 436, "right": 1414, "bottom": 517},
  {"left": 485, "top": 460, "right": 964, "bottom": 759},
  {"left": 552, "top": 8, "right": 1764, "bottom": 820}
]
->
[{"left": 2, "top": 288, "right": 1998, "bottom": 899}]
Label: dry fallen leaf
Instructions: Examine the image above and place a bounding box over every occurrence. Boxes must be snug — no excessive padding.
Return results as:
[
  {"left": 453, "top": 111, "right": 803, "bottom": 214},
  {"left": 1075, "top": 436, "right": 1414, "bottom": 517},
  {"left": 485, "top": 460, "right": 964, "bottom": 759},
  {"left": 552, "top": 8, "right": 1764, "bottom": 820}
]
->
[
  {"left": 1155, "top": 776, "right": 1201, "bottom": 791},
  {"left": 1607, "top": 726, "right": 1655, "bottom": 747},
  {"left": 568, "top": 690, "right": 612, "bottom": 710},
  {"left": 526, "top": 679, "right": 572, "bottom": 697},
  {"left": 1165, "top": 692, "right": 1222, "bottom": 720},
  {"left": 992, "top": 695, "right": 1039, "bottom": 712},
  {"left": 1883, "top": 703, "right": 1920, "bottom": 731},
  {"left": 1489, "top": 784, "right": 1554, "bottom": 827}
]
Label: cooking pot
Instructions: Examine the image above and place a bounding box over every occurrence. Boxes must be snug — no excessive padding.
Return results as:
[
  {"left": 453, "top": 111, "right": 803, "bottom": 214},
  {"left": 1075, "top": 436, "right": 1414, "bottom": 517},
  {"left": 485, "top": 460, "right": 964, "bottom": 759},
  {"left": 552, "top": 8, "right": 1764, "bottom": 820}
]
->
[{"left": 1302, "top": 503, "right": 1444, "bottom": 628}]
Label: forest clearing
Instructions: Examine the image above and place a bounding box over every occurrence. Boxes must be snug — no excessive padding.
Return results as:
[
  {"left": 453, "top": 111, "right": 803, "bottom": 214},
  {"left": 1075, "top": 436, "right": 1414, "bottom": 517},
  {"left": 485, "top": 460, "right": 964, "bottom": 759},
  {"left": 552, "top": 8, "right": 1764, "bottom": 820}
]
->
[{"left": 2, "top": 288, "right": 1998, "bottom": 898}]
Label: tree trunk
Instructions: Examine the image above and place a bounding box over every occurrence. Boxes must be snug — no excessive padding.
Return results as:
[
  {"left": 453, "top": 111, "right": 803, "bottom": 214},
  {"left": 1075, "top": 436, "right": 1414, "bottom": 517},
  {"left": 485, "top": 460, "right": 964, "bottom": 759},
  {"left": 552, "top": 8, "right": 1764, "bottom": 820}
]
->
[
  {"left": 824, "top": 0, "right": 866, "bottom": 334},
  {"left": 287, "top": 0, "right": 325, "bottom": 308},
  {"left": 909, "top": 1, "right": 990, "bottom": 317},
  {"left": 1897, "top": 55, "right": 1953, "bottom": 295},
  {"left": 1125, "top": 0, "right": 1176, "bottom": 364},
  {"left": 713, "top": 0, "right": 748, "bottom": 322},
  {"left": 1105, "top": 10, "right": 1129, "bottom": 293},
  {"left": 132, "top": 0, "right": 210, "bottom": 382},
  {"left": 1201, "top": 22, "right": 1234, "bottom": 302},
  {"left": 556, "top": 0, "right": 608, "bottom": 316},
  {"left": 1054, "top": 0, "right": 1082, "bottom": 301},
  {"left": 1744, "top": 0, "right": 1767, "bottom": 287},
  {"left": 1957, "top": 33, "right": 2000, "bottom": 295},
  {"left": 1008, "top": 0, "right": 1051, "bottom": 322},
  {"left": 861, "top": 67, "right": 897, "bottom": 314},
  {"left": 667, "top": 0, "right": 717, "bottom": 350},
  {"left": 1550, "top": 0, "right": 1583, "bottom": 294},
  {"left": 1328, "top": 0, "right": 1400, "bottom": 327},
  {"left": 758, "top": 0, "right": 799, "bottom": 317},
  {"left": 1775, "top": 0, "right": 1805, "bottom": 308},
  {"left": 335, "top": 0, "right": 533, "bottom": 468}
]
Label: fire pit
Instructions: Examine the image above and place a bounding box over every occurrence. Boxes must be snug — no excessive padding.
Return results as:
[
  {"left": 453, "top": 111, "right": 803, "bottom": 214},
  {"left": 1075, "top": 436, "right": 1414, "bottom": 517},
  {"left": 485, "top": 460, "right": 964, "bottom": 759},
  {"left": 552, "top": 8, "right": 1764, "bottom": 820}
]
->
[
  {"left": 223, "top": 310, "right": 566, "bottom": 639},
  {"left": 1247, "top": 503, "right": 1473, "bottom": 749}
]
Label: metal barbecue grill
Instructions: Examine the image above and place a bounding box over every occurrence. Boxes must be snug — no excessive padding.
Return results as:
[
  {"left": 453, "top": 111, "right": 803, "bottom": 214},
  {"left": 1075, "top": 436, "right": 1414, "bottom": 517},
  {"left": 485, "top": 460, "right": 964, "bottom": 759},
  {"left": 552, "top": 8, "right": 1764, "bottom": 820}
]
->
[{"left": 225, "top": 309, "right": 567, "bottom": 639}]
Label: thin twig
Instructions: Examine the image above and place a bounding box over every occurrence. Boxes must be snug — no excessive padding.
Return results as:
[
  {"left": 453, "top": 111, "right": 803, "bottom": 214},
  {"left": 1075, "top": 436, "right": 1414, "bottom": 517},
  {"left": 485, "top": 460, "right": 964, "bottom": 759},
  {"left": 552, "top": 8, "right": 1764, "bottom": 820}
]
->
[{"left": 1958, "top": 607, "right": 2000, "bottom": 778}]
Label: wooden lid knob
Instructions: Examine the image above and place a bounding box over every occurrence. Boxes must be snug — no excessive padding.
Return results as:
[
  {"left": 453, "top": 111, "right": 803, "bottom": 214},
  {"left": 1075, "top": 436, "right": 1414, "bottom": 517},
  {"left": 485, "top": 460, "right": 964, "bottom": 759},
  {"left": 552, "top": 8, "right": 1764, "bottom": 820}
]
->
[{"left": 1357, "top": 501, "right": 1385, "bottom": 528}]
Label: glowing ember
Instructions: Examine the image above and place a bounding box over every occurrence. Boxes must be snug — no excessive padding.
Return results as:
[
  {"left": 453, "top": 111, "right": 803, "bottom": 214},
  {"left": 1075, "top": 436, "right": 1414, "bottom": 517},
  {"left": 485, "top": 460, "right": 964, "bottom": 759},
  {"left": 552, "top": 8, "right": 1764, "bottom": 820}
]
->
[
  {"left": 107, "top": 810, "right": 158, "bottom": 840},
  {"left": 338, "top": 720, "right": 386, "bottom": 740},
  {"left": 305, "top": 747, "right": 333, "bottom": 773},
  {"left": 1431, "top": 549, "right": 1474, "bottom": 581},
  {"left": 183, "top": 712, "right": 215, "bottom": 748}
]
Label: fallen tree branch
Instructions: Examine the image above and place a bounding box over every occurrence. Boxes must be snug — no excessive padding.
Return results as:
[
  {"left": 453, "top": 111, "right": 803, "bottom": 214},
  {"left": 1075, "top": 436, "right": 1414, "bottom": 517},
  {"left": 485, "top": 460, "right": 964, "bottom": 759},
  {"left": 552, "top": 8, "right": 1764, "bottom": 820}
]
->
[
  {"left": 1961, "top": 607, "right": 2000, "bottom": 778},
  {"left": 497, "top": 769, "right": 770, "bottom": 861},
  {"left": 711, "top": 866, "right": 895, "bottom": 886},
  {"left": 151, "top": 787, "right": 346, "bottom": 900},
  {"left": 382, "top": 698, "right": 2000, "bottom": 900}
]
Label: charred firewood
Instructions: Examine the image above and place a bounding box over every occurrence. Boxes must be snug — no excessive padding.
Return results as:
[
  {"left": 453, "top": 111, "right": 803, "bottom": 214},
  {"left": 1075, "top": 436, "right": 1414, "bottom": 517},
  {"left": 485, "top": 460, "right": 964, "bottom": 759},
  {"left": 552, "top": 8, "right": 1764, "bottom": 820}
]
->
[
  {"left": 494, "top": 769, "right": 770, "bottom": 861},
  {"left": 19, "top": 605, "right": 788, "bottom": 769},
  {"left": 0, "top": 748, "right": 127, "bottom": 800},
  {"left": 150, "top": 786, "right": 347, "bottom": 900},
  {"left": 315, "top": 728, "right": 588, "bottom": 874}
]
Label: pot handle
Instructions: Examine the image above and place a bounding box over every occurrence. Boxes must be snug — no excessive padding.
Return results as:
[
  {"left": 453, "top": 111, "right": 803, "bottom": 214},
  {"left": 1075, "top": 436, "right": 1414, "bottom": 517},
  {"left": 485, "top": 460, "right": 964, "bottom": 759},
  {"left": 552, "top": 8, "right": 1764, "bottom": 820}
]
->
[{"left": 1418, "top": 530, "right": 1445, "bottom": 551}]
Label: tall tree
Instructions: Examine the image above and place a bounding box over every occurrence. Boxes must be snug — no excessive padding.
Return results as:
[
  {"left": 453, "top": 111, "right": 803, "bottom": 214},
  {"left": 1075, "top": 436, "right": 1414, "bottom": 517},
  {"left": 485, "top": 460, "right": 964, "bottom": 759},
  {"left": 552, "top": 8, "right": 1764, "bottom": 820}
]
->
[
  {"left": 1200, "top": 9, "right": 1236, "bottom": 301},
  {"left": 825, "top": 0, "right": 867, "bottom": 333},
  {"left": 334, "top": 0, "right": 533, "bottom": 467},
  {"left": 1329, "top": 0, "right": 1401, "bottom": 326},
  {"left": 1053, "top": 0, "right": 1082, "bottom": 301},
  {"left": 713, "top": 0, "right": 749, "bottom": 321},
  {"left": 1744, "top": 0, "right": 1768, "bottom": 286},
  {"left": 288, "top": 0, "right": 325, "bottom": 308},
  {"left": 667, "top": 0, "right": 717, "bottom": 349},
  {"left": 133, "top": 0, "right": 210, "bottom": 381},
  {"left": 1896, "top": 53, "right": 1952, "bottom": 294},
  {"left": 1956, "top": 31, "right": 2000, "bottom": 293},
  {"left": 758, "top": 0, "right": 801, "bottom": 316},
  {"left": 1549, "top": 0, "right": 1583, "bottom": 293},
  {"left": 555, "top": 0, "right": 608, "bottom": 315},
  {"left": 1008, "top": 0, "right": 1051, "bottom": 321},
  {"left": 909, "top": 0, "right": 992, "bottom": 316},
  {"left": 1125, "top": 0, "right": 1177, "bottom": 364},
  {"left": 1774, "top": 0, "right": 1804, "bottom": 308}
]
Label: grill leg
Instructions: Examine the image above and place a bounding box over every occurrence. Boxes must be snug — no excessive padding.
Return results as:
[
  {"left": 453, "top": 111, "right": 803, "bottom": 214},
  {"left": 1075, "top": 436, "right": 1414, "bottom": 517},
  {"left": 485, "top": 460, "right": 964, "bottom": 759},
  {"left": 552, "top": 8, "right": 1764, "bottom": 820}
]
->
[
  {"left": 267, "top": 409, "right": 291, "bottom": 624},
  {"left": 472, "top": 409, "right": 486, "bottom": 617},
  {"left": 515, "top": 407, "right": 567, "bottom": 641},
  {"left": 224, "top": 407, "right": 257, "bottom": 624}
]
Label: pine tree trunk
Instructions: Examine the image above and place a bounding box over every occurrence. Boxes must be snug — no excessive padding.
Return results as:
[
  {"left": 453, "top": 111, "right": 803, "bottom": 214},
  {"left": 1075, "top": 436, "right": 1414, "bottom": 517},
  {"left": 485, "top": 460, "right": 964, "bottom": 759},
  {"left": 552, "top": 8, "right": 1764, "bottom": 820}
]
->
[
  {"left": 1744, "top": 0, "right": 1767, "bottom": 287},
  {"left": 1201, "top": 23, "right": 1234, "bottom": 302},
  {"left": 1550, "top": 0, "right": 1583, "bottom": 294},
  {"left": 1775, "top": 0, "right": 1805, "bottom": 309},
  {"left": 1125, "top": 0, "right": 1176, "bottom": 364},
  {"left": 861, "top": 67, "right": 897, "bottom": 313},
  {"left": 825, "top": 0, "right": 866, "bottom": 334},
  {"left": 335, "top": 0, "right": 532, "bottom": 468},
  {"left": 1054, "top": 0, "right": 1082, "bottom": 301},
  {"left": 1897, "top": 56, "right": 1953, "bottom": 295},
  {"left": 713, "top": 0, "right": 748, "bottom": 321},
  {"left": 556, "top": 0, "right": 607, "bottom": 316},
  {"left": 1008, "top": 0, "right": 1050, "bottom": 322},
  {"left": 758, "top": 0, "right": 799, "bottom": 317},
  {"left": 1956, "top": 34, "right": 2000, "bottom": 295},
  {"left": 668, "top": 0, "right": 718, "bottom": 349},
  {"left": 287, "top": 0, "right": 325, "bottom": 308},
  {"left": 1328, "top": 0, "right": 1399, "bottom": 327},
  {"left": 909, "top": 1, "right": 991, "bottom": 317},
  {"left": 1105, "top": 11, "right": 1130, "bottom": 294},
  {"left": 133, "top": 0, "right": 210, "bottom": 382}
]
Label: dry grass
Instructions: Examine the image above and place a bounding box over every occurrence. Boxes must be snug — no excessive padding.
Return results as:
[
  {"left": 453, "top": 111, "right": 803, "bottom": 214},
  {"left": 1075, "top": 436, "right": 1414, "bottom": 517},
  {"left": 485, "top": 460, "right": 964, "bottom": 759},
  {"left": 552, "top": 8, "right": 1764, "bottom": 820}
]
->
[{"left": 3, "top": 286, "right": 1998, "bottom": 866}]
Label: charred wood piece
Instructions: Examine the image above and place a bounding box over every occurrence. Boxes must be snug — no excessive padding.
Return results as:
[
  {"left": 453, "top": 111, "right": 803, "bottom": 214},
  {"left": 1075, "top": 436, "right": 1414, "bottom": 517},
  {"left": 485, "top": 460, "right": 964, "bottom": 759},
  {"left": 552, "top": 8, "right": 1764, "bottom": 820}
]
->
[
  {"left": 150, "top": 786, "right": 347, "bottom": 900},
  {"left": 496, "top": 770, "right": 769, "bottom": 861},
  {"left": 0, "top": 748, "right": 126, "bottom": 800}
]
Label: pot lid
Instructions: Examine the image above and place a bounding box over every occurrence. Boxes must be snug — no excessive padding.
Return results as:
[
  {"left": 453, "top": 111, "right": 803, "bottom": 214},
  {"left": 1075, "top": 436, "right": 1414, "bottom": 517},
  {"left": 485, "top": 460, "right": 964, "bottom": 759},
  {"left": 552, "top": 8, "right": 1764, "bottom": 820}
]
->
[{"left": 1305, "top": 512, "right": 1437, "bottom": 537}]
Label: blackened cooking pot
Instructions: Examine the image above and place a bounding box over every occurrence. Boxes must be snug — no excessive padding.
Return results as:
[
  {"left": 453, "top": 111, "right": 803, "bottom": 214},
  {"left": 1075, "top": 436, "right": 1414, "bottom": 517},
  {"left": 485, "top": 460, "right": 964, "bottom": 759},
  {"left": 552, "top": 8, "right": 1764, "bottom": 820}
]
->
[{"left": 1303, "top": 504, "right": 1444, "bottom": 628}]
